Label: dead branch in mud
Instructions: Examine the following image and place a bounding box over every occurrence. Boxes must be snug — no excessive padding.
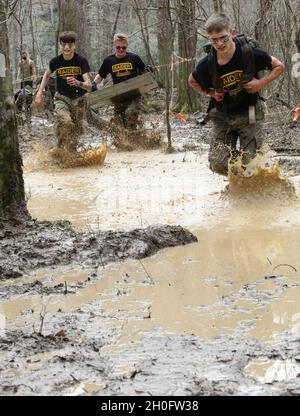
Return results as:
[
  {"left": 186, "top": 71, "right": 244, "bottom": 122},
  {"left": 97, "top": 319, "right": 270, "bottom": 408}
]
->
[
  {"left": 139, "top": 259, "right": 155, "bottom": 285},
  {"left": 272, "top": 263, "right": 297, "bottom": 273},
  {"left": 38, "top": 298, "right": 50, "bottom": 336}
]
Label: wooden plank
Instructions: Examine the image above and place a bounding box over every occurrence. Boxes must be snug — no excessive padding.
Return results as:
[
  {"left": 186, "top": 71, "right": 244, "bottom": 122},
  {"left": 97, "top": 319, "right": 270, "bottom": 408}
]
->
[
  {"left": 87, "top": 72, "right": 158, "bottom": 109},
  {"left": 88, "top": 72, "right": 156, "bottom": 107}
]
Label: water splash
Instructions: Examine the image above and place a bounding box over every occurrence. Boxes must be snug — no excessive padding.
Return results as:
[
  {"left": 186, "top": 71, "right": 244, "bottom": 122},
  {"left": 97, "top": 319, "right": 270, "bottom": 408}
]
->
[
  {"left": 50, "top": 144, "right": 107, "bottom": 168},
  {"left": 108, "top": 119, "right": 161, "bottom": 151},
  {"left": 227, "top": 153, "right": 296, "bottom": 201}
]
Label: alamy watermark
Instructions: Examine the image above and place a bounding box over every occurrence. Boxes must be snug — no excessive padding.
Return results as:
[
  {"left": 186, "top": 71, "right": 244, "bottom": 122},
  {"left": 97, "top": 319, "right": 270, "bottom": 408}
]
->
[{"left": 292, "top": 53, "right": 300, "bottom": 78}]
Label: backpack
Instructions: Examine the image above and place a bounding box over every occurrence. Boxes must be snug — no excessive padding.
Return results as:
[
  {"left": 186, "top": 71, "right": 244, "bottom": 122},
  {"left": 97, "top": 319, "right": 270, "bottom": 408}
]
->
[{"left": 203, "top": 35, "right": 259, "bottom": 90}]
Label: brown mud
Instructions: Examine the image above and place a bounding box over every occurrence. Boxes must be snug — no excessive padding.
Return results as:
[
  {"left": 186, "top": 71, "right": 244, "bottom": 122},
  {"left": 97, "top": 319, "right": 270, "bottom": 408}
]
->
[
  {"left": 50, "top": 144, "right": 108, "bottom": 169},
  {"left": 0, "top": 221, "right": 196, "bottom": 280},
  {"left": 228, "top": 153, "right": 296, "bottom": 199},
  {"left": 2, "top": 109, "right": 300, "bottom": 396},
  {"left": 107, "top": 118, "right": 161, "bottom": 151}
]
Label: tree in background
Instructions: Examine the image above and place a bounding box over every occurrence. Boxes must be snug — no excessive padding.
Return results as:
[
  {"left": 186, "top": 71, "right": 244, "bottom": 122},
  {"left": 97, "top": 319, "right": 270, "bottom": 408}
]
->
[
  {"left": 176, "top": 0, "right": 198, "bottom": 112},
  {"left": 156, "top": 0, "right": 174, "bottom": 90},
  {"left": 4, "top": 0, "right": 300, "bottom": 115},
  {"left": 132, "top": 0, "right": 157, "bottom": 76},
  {"left": 0, "top": 0, "right": 29, "bottom": 225},
  {"left": 254, "top": 0, "right": 273, "bottom": 50},
  {"left": 213, "top": 0, "right": 224, "bottom": 12},
  {"left": 57, "top": 0, "right": 89, "bottom": 60},
  {"left": 157, "top": 0, "right": 175, "bottom": 152}
]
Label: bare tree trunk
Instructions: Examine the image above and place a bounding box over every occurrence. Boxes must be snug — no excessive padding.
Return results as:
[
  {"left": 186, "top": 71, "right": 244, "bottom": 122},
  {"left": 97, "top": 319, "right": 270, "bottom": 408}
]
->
[
  {"left": 0, "top": 0, "right": 29, "bottom": 224},
  {"left": 254, "top": 0, "right": 273, "bottom": 49},
  {"left": 12, "top": 3, "right": 25, "bottom": 66},
  {"left": 286, "top": 0, "right": 300, "bottom": 52},
  {"left": 231, "top": 0, "right": 241, "bottom": 33},
  {"left": 176, "top": 0, "right": 198, "bottom": 112},
  {"left": 111, "top": 1, "right": 122, "bottom": 47},
  {"left": 29, "top": 0, "right": 37, "bottom": 68},
  {"left": 133, "top": 0, "right": 156, "bottom": 72},
  {"left": 156, "top": 0, "right": 174, "bottom": 88},
  {"left": 8, "top": 17, "right": 18, "bottom": 80},
  {"left": 213, "top": 0, "right": 224, "bottom": 12},
  {"left": 158, "top": 0, "right": 175, "bottom": 152},
  {"left": 100, "top": 3, "right": 112, "bottom": 62},
  {"left": 57, "top": 0, "right": 89, "bottom": 60},
  {"left": 286, "top": 0, "right": 300, "bottom": 96}
]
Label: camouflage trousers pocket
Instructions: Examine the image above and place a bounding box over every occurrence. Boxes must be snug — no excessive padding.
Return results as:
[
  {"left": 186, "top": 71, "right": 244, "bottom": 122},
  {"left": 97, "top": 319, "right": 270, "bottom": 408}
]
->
[{"left": 54, "top": 93, "right": 86, "bottom": 110}]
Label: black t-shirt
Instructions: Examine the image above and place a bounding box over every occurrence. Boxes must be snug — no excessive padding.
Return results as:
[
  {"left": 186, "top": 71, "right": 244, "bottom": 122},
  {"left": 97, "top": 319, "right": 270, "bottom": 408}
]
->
[
  {"left": 98, "top": 52, "right": 146, "bottom": 84},
  {"left": 192, "top": 42, "right": 272, "bottom": 114},
  {"left": 49, "top": 53, "right": 90, "bottom": 98}
]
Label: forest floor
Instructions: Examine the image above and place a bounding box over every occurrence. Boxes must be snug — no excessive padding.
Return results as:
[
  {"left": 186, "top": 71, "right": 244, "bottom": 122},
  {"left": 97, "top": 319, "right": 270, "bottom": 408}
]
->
[{"left": 1, "top": 101, "right": 300, "bottom": 396}]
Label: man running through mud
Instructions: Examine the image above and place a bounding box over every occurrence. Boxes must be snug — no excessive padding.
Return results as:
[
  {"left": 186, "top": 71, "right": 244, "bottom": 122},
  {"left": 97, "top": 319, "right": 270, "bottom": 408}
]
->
[
  {"left": 35, "top": 31, "right": 91, "bottom": 152},
  {"left": 17, "top": 51, "right": 37, "bottom": 89},
  {"left": 188, "top": 13, "right": 284, "bottom": 176},
  {"left": 91, "top": 33, "right": 146, "bottom": 131},
  {"left": 15, "top": 51, "right": 37, "bottom": 126}
]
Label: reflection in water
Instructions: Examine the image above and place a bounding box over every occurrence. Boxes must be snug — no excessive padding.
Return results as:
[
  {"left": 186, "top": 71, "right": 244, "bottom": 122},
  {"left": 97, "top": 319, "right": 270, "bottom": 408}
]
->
[
  {"left": 25, "top": 150, "right": 227, "bottom": 230},
  {"left": 9, "top": 148, "right": 300, "bottom": 349},
  {"left": 1, "top": 222, "right": 300, "bottom": 349}
]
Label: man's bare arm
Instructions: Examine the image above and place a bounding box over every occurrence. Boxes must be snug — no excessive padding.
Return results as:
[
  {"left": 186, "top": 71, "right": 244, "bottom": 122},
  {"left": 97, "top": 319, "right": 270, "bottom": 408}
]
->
[
  {"left": 35, "top": 68, "right": 52, "bottom": 110},
  {"left": 93, "top": 73, "right": 103, "bottom": 85},
  {"left": 243, "top": 56, "right": 285, "bottom": 94},
  {"left": 188, "top": 73, "right": 205, "bottom": 94},
  {"left": 188, "top": 73, "right": 226, "bottom": 102},
  {"left": 66, "top": 72, "right": 91, "bottom": 91},
  {"left": 88, "top": 73, "right": 103, "bottom": 92}
]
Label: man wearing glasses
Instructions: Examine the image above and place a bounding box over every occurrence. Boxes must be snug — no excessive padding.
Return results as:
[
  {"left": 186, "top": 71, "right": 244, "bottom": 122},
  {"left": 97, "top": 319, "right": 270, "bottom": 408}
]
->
[
  {"left": 188, "top": 13, "right": 284, "bottom": 176},
  {"left": 92, "top": 33, "right": 146, "bottom": 131}
]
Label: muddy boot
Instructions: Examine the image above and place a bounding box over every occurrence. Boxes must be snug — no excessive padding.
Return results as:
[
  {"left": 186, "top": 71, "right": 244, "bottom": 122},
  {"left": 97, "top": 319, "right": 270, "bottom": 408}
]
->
[
  {"left": 67, "top": 132, "right": 79, "bottom": 152},
  {"left": 208, "top": 141, "right": 232, "bottom": 176},
  {"left": 125, "top": 96, "right": 142, "bottom": 131}
]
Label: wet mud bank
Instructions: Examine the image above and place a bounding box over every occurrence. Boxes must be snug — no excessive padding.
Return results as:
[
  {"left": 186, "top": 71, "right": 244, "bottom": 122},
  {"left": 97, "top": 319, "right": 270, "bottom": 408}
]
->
[
  {"left": 0, "top": 220, "right": 197, "bottom": 280},
  {"left": 1, "top": 314, "right": 300, "bottom": 395}
]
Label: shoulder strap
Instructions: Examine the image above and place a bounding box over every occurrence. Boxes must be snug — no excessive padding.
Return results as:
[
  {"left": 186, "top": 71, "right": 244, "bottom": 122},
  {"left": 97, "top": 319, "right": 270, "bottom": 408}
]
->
[
  {"left": 207, "top": 48, "right": 222, "bottom": 89},
  {"left": 235, "top": 35, "right": 255, "bottom": 83}
]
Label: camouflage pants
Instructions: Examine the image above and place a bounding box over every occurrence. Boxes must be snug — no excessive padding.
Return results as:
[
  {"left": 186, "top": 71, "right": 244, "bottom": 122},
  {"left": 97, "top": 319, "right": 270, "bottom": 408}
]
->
[
  {"left": 54, "top": 92, "right": 86, "bottom": 151},
  {"left": 208, "top": 103, "right": 264, "bottom": 176},
  {"left": 114, "top": 95, "right": 142, "bottom": 130}
]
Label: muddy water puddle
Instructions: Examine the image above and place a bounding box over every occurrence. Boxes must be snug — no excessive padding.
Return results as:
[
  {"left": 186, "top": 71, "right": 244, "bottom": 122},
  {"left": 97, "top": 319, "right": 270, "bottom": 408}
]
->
[
  {"left": 2, "top": 218, "right": 300, "bottom": 348},
  {"left": 24, "top": 149, "right": 227, "bottom": 230},
  {"left": 8, "top": 148, "right": 300, "bottom": 392}
]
